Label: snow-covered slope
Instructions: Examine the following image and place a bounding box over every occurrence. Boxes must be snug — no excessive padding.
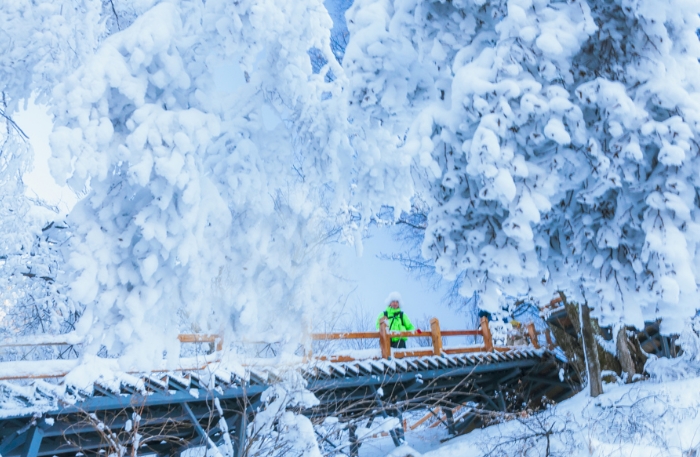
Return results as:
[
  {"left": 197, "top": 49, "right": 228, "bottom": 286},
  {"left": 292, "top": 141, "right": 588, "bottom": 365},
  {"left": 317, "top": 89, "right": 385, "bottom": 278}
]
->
[{"left": 370, "top": 374, "right": 700, "bottom": 457}]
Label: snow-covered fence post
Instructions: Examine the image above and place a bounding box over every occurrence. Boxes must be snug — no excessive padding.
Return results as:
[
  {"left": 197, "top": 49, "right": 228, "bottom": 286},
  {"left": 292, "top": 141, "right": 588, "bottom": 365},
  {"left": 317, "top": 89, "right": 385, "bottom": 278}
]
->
[
  {"left": 430, "top": 318, "right": 442, "bottom": 355},
  {"left": 379, "top": 317, "right": 391, "bottom": 359},
  {"left": 616, "top": 327, "right": 636, "bottom": 383},
  {"left": 481, "top": 316, "right": 493, "bottom": 352},
  {"left": 527, "top": 323, "right": 540, "bottom": 349},
  {"left": 580, "top": 304, "right": 603, "bottom": 397},
  {"left": 302, "top": 320, "right": 313, "bottom": 362}
]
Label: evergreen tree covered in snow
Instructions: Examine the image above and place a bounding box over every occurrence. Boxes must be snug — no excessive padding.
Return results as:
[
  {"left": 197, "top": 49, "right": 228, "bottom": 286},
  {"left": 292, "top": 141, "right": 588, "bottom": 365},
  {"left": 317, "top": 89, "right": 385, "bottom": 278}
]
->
[
  {"left": 0, "top": 0, "right": 103, "bottom": 111},
  {"left": 47, "top": 0, "right": 395, "bottom": 367},
  {"left": 553, "top": 1, "right": 700, "bottom": 334},
  {"left": 345, "top": 0, "right": 700, "bottom": 334}
]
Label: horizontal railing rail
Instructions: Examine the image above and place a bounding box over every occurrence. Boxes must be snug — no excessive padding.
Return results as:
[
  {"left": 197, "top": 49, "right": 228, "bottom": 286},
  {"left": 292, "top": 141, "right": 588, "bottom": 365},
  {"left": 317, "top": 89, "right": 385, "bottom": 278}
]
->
[
  {"left": 313, "top": 316, "right": 501, "bottom": 361},
  {"left": 0, "top": 317, "right": 554, "bottom": 379},
  {"left": 0, "top": 333, "right": 223, "bottom": 349}
]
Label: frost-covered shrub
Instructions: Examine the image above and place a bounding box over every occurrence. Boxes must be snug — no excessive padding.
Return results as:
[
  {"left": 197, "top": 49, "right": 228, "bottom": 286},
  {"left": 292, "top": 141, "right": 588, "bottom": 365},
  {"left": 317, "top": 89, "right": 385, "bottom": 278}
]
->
[{"left": 245, "top": 375, "right": 322, "bottom": 457}]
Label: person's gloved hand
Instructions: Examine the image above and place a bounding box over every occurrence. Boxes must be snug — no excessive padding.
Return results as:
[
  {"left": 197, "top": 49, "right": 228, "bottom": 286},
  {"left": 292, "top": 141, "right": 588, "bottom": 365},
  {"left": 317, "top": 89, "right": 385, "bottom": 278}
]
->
[{"left": 416, "top": 329, "right": 422, "bottom": 334}]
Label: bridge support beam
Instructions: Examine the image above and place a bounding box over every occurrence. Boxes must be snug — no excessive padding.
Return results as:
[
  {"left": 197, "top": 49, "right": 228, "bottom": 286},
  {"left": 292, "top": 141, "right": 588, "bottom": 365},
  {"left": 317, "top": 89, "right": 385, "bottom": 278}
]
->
[
  {"left": 444, "top": 408, "right": 455, "bottom": 435},
  {"left": 496, "top": 388, "right": 507, "bottom": 412},
  {"left": 233, "top": 412, "right": 247, "bottom": 457},
  {"left": 389, "top": 410, "right": 405, "bottom": 446},
  {"left": 348, "top": 423, "right": 360, "bottom": 457},
  {"left": 183, "top": 402, "right": 208, "bottom": 445},
  {"left": 0, "top": 417, "right": 51, "bottom": 456},
  {"left": 370, "top": 386, "right": 405, "bottom": 447},
  {"left": 453, "top": 412, "right": 477, "bottom": 436},
  {"left": 21, "top": 425, "right": 44, "bottom": 457}
]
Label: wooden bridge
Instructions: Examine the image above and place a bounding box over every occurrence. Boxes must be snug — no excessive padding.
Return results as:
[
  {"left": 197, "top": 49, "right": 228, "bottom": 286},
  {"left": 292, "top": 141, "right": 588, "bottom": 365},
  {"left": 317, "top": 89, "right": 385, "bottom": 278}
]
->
[{"left": 0, "top": 317, "right": 580, "bottom": 457}]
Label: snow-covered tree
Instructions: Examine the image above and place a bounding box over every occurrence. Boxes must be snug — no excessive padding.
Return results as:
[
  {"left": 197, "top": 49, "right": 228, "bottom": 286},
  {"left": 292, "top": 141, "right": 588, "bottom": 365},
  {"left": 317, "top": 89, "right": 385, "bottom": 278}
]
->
[
  {"left": 345, "top": 0, "right": 594, "bottom": 308},
  {"left": 344, "top": 0, "right": 700, "bottom": 335},
  {"left": 0, "top": 0, "right": 104, "bottom": 350},
  {"left": 0, "top": 0, "right": 103, "bottom": 111},
  {"left": 548, "top": 1, "right": 700, "bottom": 335},
  {"left": 0, "top": 104, "right": 78, "bottom": 349},
  {"left": 46, "top": 0, "right": 394, "bottom": 368}
]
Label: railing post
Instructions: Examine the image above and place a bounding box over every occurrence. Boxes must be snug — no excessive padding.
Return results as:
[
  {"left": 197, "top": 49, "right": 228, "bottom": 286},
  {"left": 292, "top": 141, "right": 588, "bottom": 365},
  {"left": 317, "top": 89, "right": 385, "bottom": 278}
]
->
[
  {"left": 379, "top": 317, "right": 391, "bottom": 359},
  {"left": 545, "top": 328, "right": 553, "bottom": 349},
  {"left": 430, "top": 318, "right": 442, "bottom": 356},
  {"left": 215, "top": 335, "right": 224, "bottom": 352},
  {"left": 480, "top": 316, "right": 493, "bottom": 352},
  {"left": 527, "top": 323, "right": 540, "bottom": 349},
  {"left": 302, "top": 320, "right": 312, "bottom": 362}
]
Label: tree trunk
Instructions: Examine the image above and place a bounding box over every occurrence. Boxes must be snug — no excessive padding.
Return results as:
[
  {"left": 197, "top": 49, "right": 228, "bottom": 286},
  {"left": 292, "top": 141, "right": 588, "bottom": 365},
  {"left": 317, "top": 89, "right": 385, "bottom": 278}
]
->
[
  {"left": 580, "top": 303, "right": 603, "bottom": 397},
  {"left": 616, "top": 327, "right": 636, "bottom": 383}
]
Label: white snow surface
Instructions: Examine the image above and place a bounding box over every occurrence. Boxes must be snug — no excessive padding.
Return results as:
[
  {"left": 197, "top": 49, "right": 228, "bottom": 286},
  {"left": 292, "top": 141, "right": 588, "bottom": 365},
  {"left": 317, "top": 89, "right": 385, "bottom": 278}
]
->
[{"left": 360, "top": 374, "right": 700, "bottom": 457}]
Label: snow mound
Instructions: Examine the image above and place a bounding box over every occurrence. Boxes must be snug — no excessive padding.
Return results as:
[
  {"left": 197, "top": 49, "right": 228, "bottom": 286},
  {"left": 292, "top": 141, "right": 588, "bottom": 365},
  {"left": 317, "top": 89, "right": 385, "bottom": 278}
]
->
[{"left": 423, "top": 376, "right": 700, "bottom": 457}]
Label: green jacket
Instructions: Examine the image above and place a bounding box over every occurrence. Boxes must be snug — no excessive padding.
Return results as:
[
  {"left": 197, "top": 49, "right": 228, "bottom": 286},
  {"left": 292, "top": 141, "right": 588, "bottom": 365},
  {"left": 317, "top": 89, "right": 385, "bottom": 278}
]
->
[{"left": 376, "top": 307, "right": 415, "bottom": 342}]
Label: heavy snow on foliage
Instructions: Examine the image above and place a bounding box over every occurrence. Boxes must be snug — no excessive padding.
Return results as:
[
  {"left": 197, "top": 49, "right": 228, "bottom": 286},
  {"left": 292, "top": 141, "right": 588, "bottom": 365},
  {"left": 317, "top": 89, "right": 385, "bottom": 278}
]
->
[
  {"left": 0, "top": 0, "right": 104, "bottom": 112},
  {"left": 0, "top": 106, "right": 79, "bottom": 348},
  {"left": 44, "top": 0, "right": 414, "bottom": 367},
  {"left": 4, "top": 0, "right": 700, "bottom": 366},
  {"left": 345, "top": 0, "right": 700, "bottom": 334}
]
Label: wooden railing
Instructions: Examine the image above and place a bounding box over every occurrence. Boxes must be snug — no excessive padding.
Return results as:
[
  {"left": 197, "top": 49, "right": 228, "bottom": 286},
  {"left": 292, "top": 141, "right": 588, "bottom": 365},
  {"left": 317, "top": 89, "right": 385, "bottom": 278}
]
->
[
  {"left": 0, "top": 334, "right": 225, "bottom": 380},
  {"left": 311, "top": 316, "right": 502, "bottom": 363},
  {"left": 0, "top": 318, "right": 552, "bottom": 379},
  {"left": 0, "top": 333, "right": 224, "bottom": 352}
]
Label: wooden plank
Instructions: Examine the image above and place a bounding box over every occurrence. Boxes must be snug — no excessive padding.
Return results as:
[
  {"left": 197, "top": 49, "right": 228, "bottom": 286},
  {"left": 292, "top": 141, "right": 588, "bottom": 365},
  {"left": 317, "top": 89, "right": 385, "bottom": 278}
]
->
[
  {"left": 0, "top": 341, "right": 71, "bottom": 348},
  {"left": 1, "top": 333, "right": 222, "bottom": 350},
  {"left": 392, "top": 349, "right": 434, "bottom": 359},
  {"left": 0, "top": 361, "right": 216, "bottom": 381},
  {"left": 0, "top": 372, "right": 70, "bottom": 381},
  {"left": 311, "top": 332, "right": 380, "bottom": 340},
  {"left": 430, "top": 318, "right": 442, "bottom": 356},
  {"left": 441, "top": 330, "right": 481, "bottom": 337},
  {"left": 379, "top": 318, "right": 391, "bottom": 359},
  {"left": 178, "top": 334, "right": 223, "bottom": 352},
  {"left": 549, "top": 296, "right": 563, "bottom": 307},
  {"left": 527, "top": 323, "right": 540, "bottom": 349},
  {"left": 386, "top": 330, "right": 429, "bottom": 338},
  {"left": 443, "top": 347, "right": 487, "bottom": 355},
  {"left": 429, "top": 406, "right": 465, "bottom": 429},
  {"left": 315, "top": 355, "right": 364, "bottom": 363},
  {"left": 480, "top": 317, "right": 493, "bottom": 352},
  {"left": 177, "top": 334, "right": 220, "bottom": 343},
  {"left": 409, "top": 408, "right": 439, "bottom": 430},
  {"left": 0, "top": 332, "right": 83, "bottom": 348}
]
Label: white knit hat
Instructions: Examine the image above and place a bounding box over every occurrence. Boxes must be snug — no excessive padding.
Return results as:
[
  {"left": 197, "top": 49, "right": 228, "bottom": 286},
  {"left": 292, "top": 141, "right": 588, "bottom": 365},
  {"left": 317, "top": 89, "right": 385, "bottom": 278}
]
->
[{"left": 385, "top": 291, "right": 402, "bottom": 306}]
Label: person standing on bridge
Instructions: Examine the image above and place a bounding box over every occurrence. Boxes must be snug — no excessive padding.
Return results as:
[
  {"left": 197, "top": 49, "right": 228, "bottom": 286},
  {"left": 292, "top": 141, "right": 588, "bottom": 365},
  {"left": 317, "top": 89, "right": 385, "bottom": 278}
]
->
[{"left": 376, "top": 292, "right": 419, "bottom": 349}]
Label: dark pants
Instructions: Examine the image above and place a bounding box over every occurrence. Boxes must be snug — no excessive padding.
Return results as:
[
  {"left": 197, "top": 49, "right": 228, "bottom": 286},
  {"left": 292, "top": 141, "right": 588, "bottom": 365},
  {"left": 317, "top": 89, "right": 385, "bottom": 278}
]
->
[{"left": 390, "top": 340, "right": 406, "bottom": 349}]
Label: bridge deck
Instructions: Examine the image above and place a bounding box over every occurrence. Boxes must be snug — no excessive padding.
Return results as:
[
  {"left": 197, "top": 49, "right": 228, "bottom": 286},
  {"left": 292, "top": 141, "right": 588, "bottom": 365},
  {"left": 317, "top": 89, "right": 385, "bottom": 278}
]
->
[{"left": 0, "top": 318, "right": 580, "bottom": 456}]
